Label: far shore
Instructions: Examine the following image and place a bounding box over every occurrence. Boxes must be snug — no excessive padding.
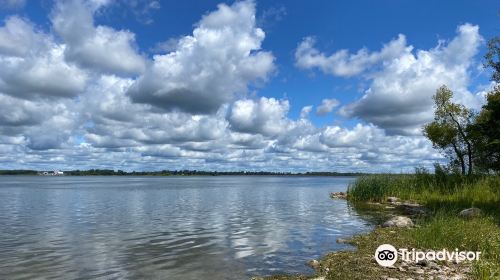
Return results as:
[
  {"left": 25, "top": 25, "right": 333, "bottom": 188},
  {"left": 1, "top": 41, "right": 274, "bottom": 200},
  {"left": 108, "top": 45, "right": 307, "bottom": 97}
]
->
[{"left": 0, "top": 169, "right": 369, "bottom": 176}]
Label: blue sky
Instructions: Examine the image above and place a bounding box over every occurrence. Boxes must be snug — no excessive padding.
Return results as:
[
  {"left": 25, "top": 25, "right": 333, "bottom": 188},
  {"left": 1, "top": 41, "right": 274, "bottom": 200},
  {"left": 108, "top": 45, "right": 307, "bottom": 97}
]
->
[{"left": 0, "top": 0, "right": 498, "bottom": 172}]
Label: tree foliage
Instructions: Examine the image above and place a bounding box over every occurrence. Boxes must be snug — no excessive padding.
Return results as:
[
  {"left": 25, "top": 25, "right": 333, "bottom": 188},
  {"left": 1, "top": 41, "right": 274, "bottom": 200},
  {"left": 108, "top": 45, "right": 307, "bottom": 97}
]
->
[
  {"left": 470, "top": 85, "right": 500, "bottom": 173},
  {"left": 423, "top": 86, "right": 474, "bottom": 175},
  {"left": 485, "top": 37, "right": 500, "bottom": 83}
]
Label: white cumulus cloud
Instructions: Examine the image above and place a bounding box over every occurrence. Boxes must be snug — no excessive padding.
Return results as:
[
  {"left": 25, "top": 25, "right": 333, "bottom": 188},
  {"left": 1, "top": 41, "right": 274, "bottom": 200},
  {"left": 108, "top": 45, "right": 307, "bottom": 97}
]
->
[
  {"left": 295, "top": 34, "right": 408, "bottom": 77},
  {"left": 316, "top": 98, "right": 339, "bottom": 116},
  {"left": 52, "top": 0, "right": 146, "bottom": 76},
  {"left": 127, "top": 0, "right": 275, "bottom": 114}
]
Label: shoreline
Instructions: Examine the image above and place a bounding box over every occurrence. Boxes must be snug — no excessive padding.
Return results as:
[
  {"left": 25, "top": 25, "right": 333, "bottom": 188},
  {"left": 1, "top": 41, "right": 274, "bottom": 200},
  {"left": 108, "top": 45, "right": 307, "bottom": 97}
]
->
[
  {"left": 257, "top": 201, "right": 485, "bottom": 280},
  {"left": 258, "top": 175, "right": 500, "bottom": 280}
]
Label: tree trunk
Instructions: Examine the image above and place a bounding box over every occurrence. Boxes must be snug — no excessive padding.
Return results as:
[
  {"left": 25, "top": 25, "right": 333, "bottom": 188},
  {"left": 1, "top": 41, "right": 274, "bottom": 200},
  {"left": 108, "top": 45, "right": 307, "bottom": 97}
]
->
[
  {"left": 466, "top": 142, "right": 473, "bottom": 175},
  {"left": 448, "top": 112, "right": 473, "bottom": 175},
  {"left": 452, "top": 143, "right": 466, "bottom": 175}
]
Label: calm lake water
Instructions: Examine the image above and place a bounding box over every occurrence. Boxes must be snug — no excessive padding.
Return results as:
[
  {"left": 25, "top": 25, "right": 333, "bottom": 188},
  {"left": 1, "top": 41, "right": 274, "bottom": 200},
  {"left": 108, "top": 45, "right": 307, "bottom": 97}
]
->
[{"left": 0, "top": 176, "right": 374, "bottom": 280}]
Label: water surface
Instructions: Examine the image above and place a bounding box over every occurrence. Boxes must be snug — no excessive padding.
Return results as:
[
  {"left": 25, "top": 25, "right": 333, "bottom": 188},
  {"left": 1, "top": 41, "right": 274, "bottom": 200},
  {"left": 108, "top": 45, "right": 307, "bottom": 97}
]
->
[{"left": 0, "top": 176, "right": 373, "bottom": 279}]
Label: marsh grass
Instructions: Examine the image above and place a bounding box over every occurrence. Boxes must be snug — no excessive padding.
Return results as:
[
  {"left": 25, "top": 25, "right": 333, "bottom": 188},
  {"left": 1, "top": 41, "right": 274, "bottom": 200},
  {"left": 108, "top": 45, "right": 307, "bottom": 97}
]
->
[{"left": 347, "top": 174, "right": 500, "bottom": 217}]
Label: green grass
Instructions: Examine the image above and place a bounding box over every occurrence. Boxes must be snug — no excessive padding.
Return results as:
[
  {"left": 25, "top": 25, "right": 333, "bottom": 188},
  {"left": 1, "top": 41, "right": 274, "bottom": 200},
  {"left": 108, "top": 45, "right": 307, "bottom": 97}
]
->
[
  {"left": 346, "top": 173, "right": 500, "bottom": 279},
  {"left": 262, "top": 214, "right": 500, "bottom": 280},
  {"left": 408, "top": 214, "right": 500, "bottom": 279},
  {"left": 347, "top": 174, "right": 500, "bottom": 217}
]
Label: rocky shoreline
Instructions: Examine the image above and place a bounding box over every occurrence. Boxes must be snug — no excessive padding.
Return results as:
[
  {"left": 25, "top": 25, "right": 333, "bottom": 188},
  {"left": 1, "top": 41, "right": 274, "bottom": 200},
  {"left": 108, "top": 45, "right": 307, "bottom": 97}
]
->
[{"left": 254, "top": 194, "right": 484, "bottom": 280}]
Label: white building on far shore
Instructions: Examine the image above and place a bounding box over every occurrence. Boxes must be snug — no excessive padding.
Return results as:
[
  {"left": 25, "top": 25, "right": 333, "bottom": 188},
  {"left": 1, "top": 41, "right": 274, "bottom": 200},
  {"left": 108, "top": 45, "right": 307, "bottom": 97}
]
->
[{"left": 39, "top": 170, "right": 64, "bottom": 176}]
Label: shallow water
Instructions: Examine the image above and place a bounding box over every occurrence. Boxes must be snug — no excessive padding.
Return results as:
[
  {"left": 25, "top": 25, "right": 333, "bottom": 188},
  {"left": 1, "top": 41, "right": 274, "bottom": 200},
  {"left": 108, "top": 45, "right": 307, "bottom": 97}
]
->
[{"left": 0, "top": 176, "right": 374, "bottom": 279}]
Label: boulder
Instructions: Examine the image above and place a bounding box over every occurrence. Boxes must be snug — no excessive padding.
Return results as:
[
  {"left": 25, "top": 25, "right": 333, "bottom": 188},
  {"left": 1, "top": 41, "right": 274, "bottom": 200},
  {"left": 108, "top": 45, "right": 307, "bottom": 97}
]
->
[
  {"left": 458, "top": 208, "right": 482, "bottom": 218},
  {"left": 399, "top": 202, "right": 426, "bottom": 215},
  {"left": 382, "top": 216, "right": 414, "bottom": 228}
]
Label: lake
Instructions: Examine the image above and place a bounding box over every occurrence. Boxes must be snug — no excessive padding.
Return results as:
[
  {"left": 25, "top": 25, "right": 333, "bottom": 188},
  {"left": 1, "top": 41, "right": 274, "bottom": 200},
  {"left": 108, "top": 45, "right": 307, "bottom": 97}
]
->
[{"left": 0, "top": 176, "right": 374, "bottom": 279}]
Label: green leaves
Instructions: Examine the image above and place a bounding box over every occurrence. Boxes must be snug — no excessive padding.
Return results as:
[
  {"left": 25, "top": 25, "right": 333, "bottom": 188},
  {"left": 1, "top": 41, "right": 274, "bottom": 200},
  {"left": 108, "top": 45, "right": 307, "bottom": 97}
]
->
[
  {"left": 484, "top": 37, "right": 500, "bottom": 83},
  {"left": 423, "top": 85, "right": 473, "bottom": 175}
]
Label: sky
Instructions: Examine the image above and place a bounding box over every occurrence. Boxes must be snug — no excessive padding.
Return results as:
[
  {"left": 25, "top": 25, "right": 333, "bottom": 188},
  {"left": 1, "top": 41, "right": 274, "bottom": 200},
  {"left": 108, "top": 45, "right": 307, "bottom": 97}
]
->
[{"left": 0, "top": 0, "right": 498, "bottom": 172}]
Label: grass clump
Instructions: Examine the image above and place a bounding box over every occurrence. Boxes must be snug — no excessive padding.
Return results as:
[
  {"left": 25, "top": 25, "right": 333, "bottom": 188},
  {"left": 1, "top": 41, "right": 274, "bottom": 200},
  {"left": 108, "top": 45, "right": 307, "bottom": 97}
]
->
[{"left": 347, "top": 173, "right": 500, "bottom": 217}]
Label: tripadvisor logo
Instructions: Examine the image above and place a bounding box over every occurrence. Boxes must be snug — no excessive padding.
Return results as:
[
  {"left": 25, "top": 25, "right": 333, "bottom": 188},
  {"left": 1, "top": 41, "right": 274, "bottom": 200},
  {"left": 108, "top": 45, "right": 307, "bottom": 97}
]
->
[
  {"left": 375, "top": 244, "right": 398, "bottom": 267},
  {"left": 375, "top": 244, "right": 482, "bottom": 267}
]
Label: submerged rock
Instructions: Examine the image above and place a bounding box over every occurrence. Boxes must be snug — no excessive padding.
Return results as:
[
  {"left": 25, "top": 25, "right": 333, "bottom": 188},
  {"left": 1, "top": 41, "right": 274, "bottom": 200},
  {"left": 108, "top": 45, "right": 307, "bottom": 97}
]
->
[
  {"left": 307, "top": 259, "right": 321, "bottom": 270},
  {"left": 336, "top": 238, "right": 352, "bottom": 244},
  {"left": 458, "top": 207, "right": 482, "bottom": 218},
  {"left": 330, "top": 192, "right": 347, "bottom": 199},
  {"left": 382, "top": 216, "right": 414, "bottom": 228}
]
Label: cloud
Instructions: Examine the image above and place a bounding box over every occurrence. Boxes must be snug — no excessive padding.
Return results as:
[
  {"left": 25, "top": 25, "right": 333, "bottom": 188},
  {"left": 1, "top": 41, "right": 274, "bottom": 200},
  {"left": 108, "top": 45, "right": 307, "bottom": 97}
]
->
[
  {"left": 316, "top": 98, "right": 339, "bottom": 116},
  {"left": 300, "top": 105, "right": 313, "bottom": 119},
  {"left": 227, "top": 97, "right": 290, "bottom": 137},
  {"left": 52, "top": 0, "right": 146, "bottom": 76},
  {"left": 127, "top": 0, "right": 275, "bottom": 114},
  {"left": 296, "top": 23, "right": 483, "bottom": 135},
  {"left": 123, "top": 0, "right": 160, "bottom": 25},
  {"left": 295, "top": 34, "right": 408, "bottom": 77},
  {"left": 341, "top": 24, "right": 483, "bottom": 135},
  {"left": 0, "top": 93, "right": 54, "bottom": 126},
  {"left": 0, "top": 16, "right": 37, "bottom": 57},
  {"left": 0, "top": 17, "right": 87, "bottom": 99},
  {"left": 0, "top": 0, "right": 459, "bottom": 172},
  {"left": 0, "top": 0, "right": 25, "bottom": 10}
]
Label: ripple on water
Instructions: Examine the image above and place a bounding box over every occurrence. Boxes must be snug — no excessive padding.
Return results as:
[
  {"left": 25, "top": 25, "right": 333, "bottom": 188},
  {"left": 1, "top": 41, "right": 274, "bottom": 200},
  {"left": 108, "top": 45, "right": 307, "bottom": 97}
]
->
[{"left": 0, "top": 176, "right": 374, "bottom": 280}]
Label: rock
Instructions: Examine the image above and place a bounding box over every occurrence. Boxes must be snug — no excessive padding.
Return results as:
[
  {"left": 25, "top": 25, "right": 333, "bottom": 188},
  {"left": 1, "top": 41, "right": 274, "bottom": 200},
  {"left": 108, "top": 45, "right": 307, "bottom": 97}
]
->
[
  {"left": 330, "top": 192, "right": 347, "bottom": 199},
  {"left": 310, "top": 277, "right": 325, "bottom": 280},
  {"left": 336, "top": 238, "right": 351, "bottom": 244},
  {"left": 458, "top": 207, "right": 482, "bottom": 218},
  {"left": 386, "top": 278, "right": 399, "bottom": 280},
  {"left": 428, "top": 262, "right": 440, "bottom": 270},
  {"left": 416, "top": 259, "right": 428, "bottom": 267},
  {"left": 399, "top": 202, "right": 427, "bottom": 215},
  {"left": 382, "top": 216, "right": 414, "bottom": 228},
  {"left": 307, "top": 259, "right": 320, "bottom": 270},
  {"left": 411, "top": 267, "right": 425, "bottom": 274},
  {"left": 387, "top": 196, "right": 399, "bottom": 203}
]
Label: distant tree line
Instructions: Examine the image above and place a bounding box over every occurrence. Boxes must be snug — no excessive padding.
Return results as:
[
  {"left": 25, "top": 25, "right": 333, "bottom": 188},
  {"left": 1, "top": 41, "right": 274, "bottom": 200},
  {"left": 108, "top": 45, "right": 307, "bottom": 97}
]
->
[
  {"left": 0, "top": 170, "right": 38, "bottom": 175},
  {"left": 0, "top": 169, "right": 367, "bottom": 176}
]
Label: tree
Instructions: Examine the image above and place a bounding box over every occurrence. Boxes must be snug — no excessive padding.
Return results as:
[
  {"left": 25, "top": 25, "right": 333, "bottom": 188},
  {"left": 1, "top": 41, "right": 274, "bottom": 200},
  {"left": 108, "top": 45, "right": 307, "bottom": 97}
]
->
[
  {"left": 423, "top": 86, "right": 474, "bottom": 175},
  {"left": 470, "top": 85, "right": 500, "bottom": 173},
  {"left": 473, "top": 32, "right": 500, "bottom": 173},
  {"left": 485, "top": 37, "right": 500, "bottom": 83}
]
